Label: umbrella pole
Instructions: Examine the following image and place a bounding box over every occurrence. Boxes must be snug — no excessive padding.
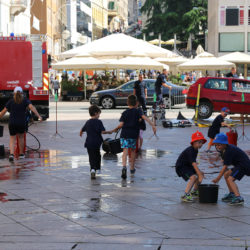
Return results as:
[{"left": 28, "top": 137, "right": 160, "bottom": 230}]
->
[
  {"left": 84, "top": 69, "right": 87, "bottom": 100},
  {"left": 244, "top": 63, "right": 247, "bottom": 79}
]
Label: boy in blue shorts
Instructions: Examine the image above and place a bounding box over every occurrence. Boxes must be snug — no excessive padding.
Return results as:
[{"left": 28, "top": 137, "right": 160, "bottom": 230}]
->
[
  {"left": 175, "top": 131, "right": 207, "bottom": 202},
  {"left": 113, "top": 95, "right": 156, "bottom": 179},
  {"left": 212, "top": 133, "right": 250, "bottom": 205},
  {"left": 80, "top": 105, "right": 112, "bottom": 179}
]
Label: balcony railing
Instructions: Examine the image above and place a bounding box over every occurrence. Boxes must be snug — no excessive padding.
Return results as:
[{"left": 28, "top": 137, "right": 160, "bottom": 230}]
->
[{"left": 10, "top": 0, "right": 27, "bottom": 16}]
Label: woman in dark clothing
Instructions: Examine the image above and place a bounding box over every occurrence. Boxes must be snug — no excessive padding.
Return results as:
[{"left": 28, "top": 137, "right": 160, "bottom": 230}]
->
[{"left": 0, "top": 87, "right": 42, "bottom": 161}]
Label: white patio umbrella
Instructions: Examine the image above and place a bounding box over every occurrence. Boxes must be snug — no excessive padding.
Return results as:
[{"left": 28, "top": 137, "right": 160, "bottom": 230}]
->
[
  {"left": 220, "top": 52, "right": 250, "bottom": 77},
  {"left": 155, "top": 56, "right": 189, "bottom": 66},
  {"left": 52, "top": 56, "right": 109, "bottom": 70},
  {"left": 165, "top": 39, "right": 182, "bottom": 45},
  {"left": 69, "top": 33, "right": 175, "bottom": 58},
  {"left": 178, "top": 52, "right": 235, "bottom": 71},
  {"left": 105, "top": 56, "right": 166, "bottom": 70},
  {"left": 149, "top": 39, "right": 167, "bottom": 45},
  {"left": 196, "top": 45, "right": 205, "bottom": 55},
  {"left": 59, "top": 44, "right": 91, "bottom": 60},
  {"left": 219, "top": 51, "right": 250, "bottom": 64}
]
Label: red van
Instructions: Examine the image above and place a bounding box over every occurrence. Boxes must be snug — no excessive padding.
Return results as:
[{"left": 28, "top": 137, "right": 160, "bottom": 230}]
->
[{"left": 186, "top": 77, "right": 250, "bottom": 119}]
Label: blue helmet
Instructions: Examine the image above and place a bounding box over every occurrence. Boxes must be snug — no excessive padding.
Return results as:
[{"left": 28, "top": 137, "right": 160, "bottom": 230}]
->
[{"left": 213, "top": 133, "right": 228, "bottom": 144}]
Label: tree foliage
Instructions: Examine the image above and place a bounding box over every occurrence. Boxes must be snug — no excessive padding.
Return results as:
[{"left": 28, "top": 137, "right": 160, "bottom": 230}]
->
[{"left": 141, "top": 0, "right": 207, "bottom": 48}]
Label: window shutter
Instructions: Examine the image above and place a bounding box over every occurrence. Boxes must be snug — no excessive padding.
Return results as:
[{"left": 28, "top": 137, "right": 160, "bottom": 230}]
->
[
  {"left": 220, "top": 6, "right": 225, "bottom": 26},
  {"left": 248, "top": 7, "right": 250, "bottom": 25},
  {"left": 240, "top": 6, "right": 244, "bottom": 25}
]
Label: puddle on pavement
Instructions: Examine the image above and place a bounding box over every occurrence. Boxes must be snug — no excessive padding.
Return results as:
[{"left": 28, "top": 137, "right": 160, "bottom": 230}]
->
[
  {"left": 0, "top": 147, "right": 248, "bottom": 183},
  {"left": 102, "top": 149, "right": 170, "bottom": 164}
]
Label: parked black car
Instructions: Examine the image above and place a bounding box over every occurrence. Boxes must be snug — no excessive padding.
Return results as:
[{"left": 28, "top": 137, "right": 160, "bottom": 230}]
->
[{"left": 89, "top": 79, "right": 186, "bottom": 109}]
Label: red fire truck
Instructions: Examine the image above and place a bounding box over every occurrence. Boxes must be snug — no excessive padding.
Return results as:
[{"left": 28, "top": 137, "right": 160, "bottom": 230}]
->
[{"left": 0, "top": 35, "right": 49, "bottom": 119}]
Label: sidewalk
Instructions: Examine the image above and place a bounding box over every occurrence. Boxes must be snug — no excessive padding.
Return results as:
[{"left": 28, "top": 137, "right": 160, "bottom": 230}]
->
[{"left": 0, "top": 102, "right": 250, "bottom": 249}]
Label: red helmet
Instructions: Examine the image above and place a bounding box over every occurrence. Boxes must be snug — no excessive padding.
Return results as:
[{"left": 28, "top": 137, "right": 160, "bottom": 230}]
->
[{"left": 191, "top": 131, "right": 207, "bottom": 145}]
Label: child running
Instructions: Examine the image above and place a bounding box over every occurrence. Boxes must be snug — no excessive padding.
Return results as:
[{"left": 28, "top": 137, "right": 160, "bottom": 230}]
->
[
  {"left": 175, "top": 131, "right": 207, "bottom": 202},
  {"left": 80, "top": 105, "right": 112, "bottom": 179},
  {"left": 206, "top": 107, "right": 231, "bottom": 152},
  {"left": 212, "top": 133, "right": 250, "bottom": 205},
  {"left": 113, "top": 95, "right": 156, "bottom": 179}
]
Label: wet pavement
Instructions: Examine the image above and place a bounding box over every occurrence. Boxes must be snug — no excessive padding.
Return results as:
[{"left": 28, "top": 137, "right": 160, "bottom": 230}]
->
[{"left": 0, "top": 101, "right": 250, "bottom": 249}]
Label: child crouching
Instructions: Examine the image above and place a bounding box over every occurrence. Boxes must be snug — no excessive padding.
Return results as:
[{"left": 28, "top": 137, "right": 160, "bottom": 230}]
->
[
  {"left": 175, "top": 131, "right": 207, "bottom": 202},
  {"left": 212, "top": 133, "right": 250, "bottom": 205}
]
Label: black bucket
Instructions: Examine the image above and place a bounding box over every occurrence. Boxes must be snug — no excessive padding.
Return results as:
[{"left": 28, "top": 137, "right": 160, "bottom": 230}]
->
[
  {"left": 198, "top": 184, "right": 219, "bottom": 203},
  {"left": 0, "top": 125, "right": 3, "bottom": 137}
]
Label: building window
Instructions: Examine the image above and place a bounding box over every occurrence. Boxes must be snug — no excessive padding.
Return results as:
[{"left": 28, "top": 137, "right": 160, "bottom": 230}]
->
[
  {"left": 108, "top": 1, "right": 115, "bottom": 10},
  {"left": 219, "top": 33, "right": 244, "bottom": 52},
  {"left": 220, "top": 6, "right": 244, "bottom": 26},
  {"left": 226, "top": 8, "right": 239, "bottom": 25}
]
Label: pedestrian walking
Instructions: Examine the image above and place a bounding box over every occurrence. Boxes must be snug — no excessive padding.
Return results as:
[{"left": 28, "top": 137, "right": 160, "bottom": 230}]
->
[
  {"left": 0, "top": 87, "right": 42, "bottom": 161},
  {"left": 80, "top": 105, "right": 112, "bottom": 179},
  {"left": 154, "top": 68, "right": 172, "bottom": 107},
  {"left": 226, "top": 67, "right": 238, "bottom": 78},
  {"left": 52, "top": 76, "right": 60, "bottom": 96},
  {"left": 113, "top": 95, "right": 156, "bottom": 179},
  {"left": 133, "top": 74, "right": 147, "bottom": 115},
  {"left": 212, "top": 133, "right": 250, "bottom": 205},
  {"left": 206, "top": 107, "right": 231, "bottom": 152},
  {"left": 175, "top": 131, "right": 207, "bottom": 202}
]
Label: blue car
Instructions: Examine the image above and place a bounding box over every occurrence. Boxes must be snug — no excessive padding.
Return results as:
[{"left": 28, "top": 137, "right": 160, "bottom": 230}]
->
[{"left": 90, "top": 79, "right": 186, "bottom": 109}]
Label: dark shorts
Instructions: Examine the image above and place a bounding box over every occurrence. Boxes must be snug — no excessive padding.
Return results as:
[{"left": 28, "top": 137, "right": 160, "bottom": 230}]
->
[
  {"left": 8, "top": 124, "right": 26, "bottom": 136},
  {"left": 230, "top": 167, "right": 249, "bottom": 181},
  {"left": 176, "top": 167, "right": 196, "bottom": 181}
]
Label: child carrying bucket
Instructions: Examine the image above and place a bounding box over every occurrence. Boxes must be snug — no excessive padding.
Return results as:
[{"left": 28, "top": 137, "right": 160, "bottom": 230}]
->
[
  {"left": 175, "top": 131, "right": 207, "bottom": 202},
  {"left": 206, "top": 107, "right": 231, "bottom": 152},
  {"left": 212, "top": 133, "right": 250, "bottom": 205},
  {"left": 113, "top": 95, "right": 156, "bottom": 179}
]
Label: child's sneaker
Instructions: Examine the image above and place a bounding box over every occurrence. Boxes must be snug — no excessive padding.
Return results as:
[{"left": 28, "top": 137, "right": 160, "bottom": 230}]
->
[
  {"left": 90, "top": 169, "right": 96, "bottom": 179},
  {"left": 9, "top": 154, "right": 14, "bottom": 162},
  {"left": 130, "top": 169, "right": 136, "bottom": 175},
  {"left": 190, "top": 190, "right": 199, "bottom": 198},
  {"left": 229, "top": 196, "right": 244, "bottom": 206},
  {"left": 121, "top": 167, "right": 127, "bottom": 179},
  {"left": 181, "top": 193, "right": 194, "bottom": 202},
  {"left": 19, "top": 154, "right": 25, "bottom": 159},
  {"left": 96, "top": 170, "right": 101, "bottom": 175},
  {"left": 222, "top": 192, "right": 235, "bottom": 203}
]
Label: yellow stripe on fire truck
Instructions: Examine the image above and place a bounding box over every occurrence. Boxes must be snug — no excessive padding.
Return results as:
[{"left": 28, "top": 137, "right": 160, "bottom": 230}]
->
[{"left": 43, "top": 73, "right": 49, "bottom": 90}]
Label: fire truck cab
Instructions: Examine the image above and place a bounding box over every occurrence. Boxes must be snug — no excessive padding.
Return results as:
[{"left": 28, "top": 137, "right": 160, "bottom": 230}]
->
[{"left": 0, "top": 35, "right": 49, "bottom": 120}]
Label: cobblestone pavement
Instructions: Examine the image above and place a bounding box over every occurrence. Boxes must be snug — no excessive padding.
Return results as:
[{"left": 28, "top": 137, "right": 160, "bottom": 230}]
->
[{"left": 0, "top": 101, "right": 250, "bottom": 249}]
